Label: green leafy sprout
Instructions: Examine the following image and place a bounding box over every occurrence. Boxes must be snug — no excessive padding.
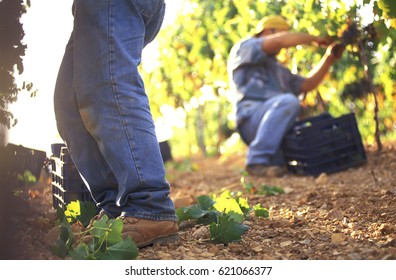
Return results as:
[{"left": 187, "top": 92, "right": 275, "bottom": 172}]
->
[
  {"left": 241, "top": 172, "right": 285, "bottom": 196},
  {"left": 64, "top": 200, "right": 97, "bottom": 227},
  {"left": 17, "top": 170, "right": 36, "bottom": 185},
  {"left": 52, "top": 200, "right": 138, "bottom": 260},
  {"left": 53, "top": 191, "right": 270, "bottom": 257},
  {"left": 176, "top": 190, "right": 269, "bottom": 244}
]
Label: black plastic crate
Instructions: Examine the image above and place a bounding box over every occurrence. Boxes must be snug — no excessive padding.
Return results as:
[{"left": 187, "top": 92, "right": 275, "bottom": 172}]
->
[
  {"left": 51, "top": 156, "right": 81, "bottom": 181},
  {"left": 52, "top": 177, "right": 93, "bottom": 210},
  {"left": 50, "top": 146, "right": 95, "bottom": 210},
  {"left": 282, "top": 113, "right": 366, "bottom": 176},
  {"left": 0, "top": 143, "right": 46, "bottom": 180}
]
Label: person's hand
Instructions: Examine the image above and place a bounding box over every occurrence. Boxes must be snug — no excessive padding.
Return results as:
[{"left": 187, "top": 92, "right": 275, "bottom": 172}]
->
[
  {"left": 314, "top": 35, "right": 334, "bottom": 47},
  {"left": 327, "top": 42, "right": 345, "bottom": 61}
]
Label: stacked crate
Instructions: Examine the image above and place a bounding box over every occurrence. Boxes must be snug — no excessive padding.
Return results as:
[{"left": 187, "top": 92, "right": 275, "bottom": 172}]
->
[
  {"left": 0, "top": 143, "right": 46, "bottom": 180},
  {"left": 51, "top": 146, "right": 94, "bottom": 210},
  {"left": 282, "top": 113, "right": 367, "bottom": 176}
]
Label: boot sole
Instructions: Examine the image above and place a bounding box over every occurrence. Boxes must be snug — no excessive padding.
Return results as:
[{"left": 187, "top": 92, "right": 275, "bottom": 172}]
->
[{"left": 137, "top": 233, "right": 180, "bottom": 248}]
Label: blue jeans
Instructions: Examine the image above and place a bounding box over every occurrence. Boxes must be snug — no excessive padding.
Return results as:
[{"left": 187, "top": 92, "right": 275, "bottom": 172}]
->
[
  {"left": 54, "top": 0, "right": 177, "bottom": 221},
  {"left": 237, "top": 94, "right": 300, "bottom": 166}
]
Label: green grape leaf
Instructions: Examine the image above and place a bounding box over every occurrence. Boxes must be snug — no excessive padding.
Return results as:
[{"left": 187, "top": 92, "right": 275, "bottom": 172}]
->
[
  {"left": 260, "top": 185, "right": 284, "bottom": 196},
  {"left": 226, "top": 210, "right": 244, "bottom": 224},
  {"left": 213, "top": 195, "right": 244, "bottom": 215},
  {"left": 52, "top": 208, "right": 75, "bottom": 258},
  {"left": 106, "top": 218, "right": 124, "bottom": 245},
  {"left": 175, "top": 207, "right": 190, "bottom": 222},
  {"left": 209, "top": 214, "right": 249, "bottom": 244},
  {"left": 176, "top": 204, "right": 220, "bottom": 225},
  {"left": 236, "top": 197, "right": 251, "bottom": 217},
  {"left": 89, "top": 215, "right": 111, "bottom": 247},
  {"left": 68, "top": 243, "right": 91, "bottom": 260},
  {"left": 196, "top": 210, "right": 220, "bottom": 225},
  {"left": 96, "top": 237, "right": 138, "bottom": 260},
  {"left": 378, "top": 0, "right": 396, "bottom": 18},
  {"left": 64, "top": 200, "right": 97, "bottom": 227},
  {"left": 253, "top": 204, "right": 270, "bottom": 218},
  {"left": 197, "top": 195, "right": 216, "bottom": 210}
]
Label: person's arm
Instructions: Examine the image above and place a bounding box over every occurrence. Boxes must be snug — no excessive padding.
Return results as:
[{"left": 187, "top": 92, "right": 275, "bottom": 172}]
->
[
  {"left": 261, "top": 31, "right": 333, "bottom": 55},
  {"left": 300, "top": 42, "right": 345, "bottom": 92}
]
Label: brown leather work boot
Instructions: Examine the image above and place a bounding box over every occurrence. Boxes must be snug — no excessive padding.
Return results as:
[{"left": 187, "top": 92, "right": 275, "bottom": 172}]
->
[
  {"left": 121, "top": 217, "right": 179, "bottom": 248},
  {"left": 246, "top": 164, "right": 287, "bottom": 177}
]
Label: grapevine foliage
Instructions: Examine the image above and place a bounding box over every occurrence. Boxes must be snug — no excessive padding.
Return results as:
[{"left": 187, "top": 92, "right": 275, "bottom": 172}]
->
[
  {"left": 68, "top": 216, "right": 138, "bottom": 260},
  {"left": 378, "top": 0, "right": 396, "bottom": 19},
  {"left": 176, "top": 191, "right": 268, "bottom": 244},
  {"left": 64, "top": 200, "right": 97, "bottom": 227},
  {"left": 52, "top": 200, "right": 138, "bottom": 260},
  {"left": 241, "top": 171, "right": 284, "bottom": 196}
]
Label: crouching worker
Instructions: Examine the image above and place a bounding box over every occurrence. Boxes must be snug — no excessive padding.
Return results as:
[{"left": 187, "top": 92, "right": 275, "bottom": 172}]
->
[{"left": 227, "top": 15, "right": 344, "bottom": 177}]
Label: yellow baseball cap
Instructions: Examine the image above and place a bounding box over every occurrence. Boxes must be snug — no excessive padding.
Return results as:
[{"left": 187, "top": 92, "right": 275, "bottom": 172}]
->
[{"left": 255, "top": 15, "right": 290, "bottom": 34}]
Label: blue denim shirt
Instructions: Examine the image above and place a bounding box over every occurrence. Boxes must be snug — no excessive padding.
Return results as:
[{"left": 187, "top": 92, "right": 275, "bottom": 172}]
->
[
  {"left": 228, "top": 37, "right": 304, "bottom": 102},
  {"left": 228, "top": 37, "right": 305, "bottom": 124}
]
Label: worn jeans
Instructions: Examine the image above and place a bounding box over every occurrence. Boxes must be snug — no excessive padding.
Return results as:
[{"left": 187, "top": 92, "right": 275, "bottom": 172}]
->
[
  {"left": 237, "top": 93, "right": 300, "bottom": 166},
  {"left": 54, "top": 0, "right": 177, "bottom": 221}
]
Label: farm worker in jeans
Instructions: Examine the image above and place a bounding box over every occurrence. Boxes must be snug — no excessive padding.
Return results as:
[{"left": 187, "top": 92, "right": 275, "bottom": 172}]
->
[
  {"left": 227, "top": 15, "right": 344, "bottom": 177},
  {"left": 54, "top": 0, "right": 179, "bottom": 248}
]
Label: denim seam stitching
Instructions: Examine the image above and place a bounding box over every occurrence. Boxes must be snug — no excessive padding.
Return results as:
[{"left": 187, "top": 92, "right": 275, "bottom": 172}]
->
[{"left": 108, "top": 0, "right": 144, "bottom": 186}]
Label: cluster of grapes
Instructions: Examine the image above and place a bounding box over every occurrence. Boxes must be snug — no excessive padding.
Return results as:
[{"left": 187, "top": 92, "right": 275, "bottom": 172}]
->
[
  {"left": 362, "top": 23, "right": 378, "bottom": 49},
  {"left": 340, "top": 22, "right": 360, "bottom": 46},
  {"left": 331, "top": 22, "right": 361, "bottom": 56},
  {"left": 363, "top": 23, "right": 377, "bottom": 40},
  {"left": 335, "top": 21, "right": 379, "bottom": 56},
  {"left": 338, "top": 21, "right": 378, "bottom": 46},
  {"left": 340, "top": 78, "right": 371, "bottom": 100}
]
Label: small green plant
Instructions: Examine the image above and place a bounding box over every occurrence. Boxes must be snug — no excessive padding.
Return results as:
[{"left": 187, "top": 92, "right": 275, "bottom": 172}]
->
[
  {"left": 17, "top": 170, "right": 36, "bottom": 185},
  {"left": 11, "top": 170, "right": 37, "bottom": 196},
  {"left": 64, "top": 200, "right": 97, "bottom": 227},
  {"left": 260, "top": 185, "right": 285, "bottom": 196},
  {"left": 241, "top": 172, "right": 284, "bottom": 196},
  {"left": 68, "top": 215, "right": 138, "bottom": 260},
  {"left": 209, "top": 213, "right": 249, "bottom": 244},
  {"left": 52, "top": 200, "right": 138, "bottom": 260},
  {"left": 176, "top": 191, "right": 268, "bottom": 244},
  {"left": 240, "top": 171, "right": 256, "bottom": 193}
]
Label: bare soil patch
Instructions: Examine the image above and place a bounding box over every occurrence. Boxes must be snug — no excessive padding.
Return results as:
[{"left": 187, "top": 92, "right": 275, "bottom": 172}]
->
[{"left": 2, "top": 142, "right": 396, "bottom": 260}]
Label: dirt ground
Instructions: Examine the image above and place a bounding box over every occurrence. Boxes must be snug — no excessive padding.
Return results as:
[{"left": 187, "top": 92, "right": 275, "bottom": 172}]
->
[{"left": 2, "top": 141, "right": 396, "bottom": 260}]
